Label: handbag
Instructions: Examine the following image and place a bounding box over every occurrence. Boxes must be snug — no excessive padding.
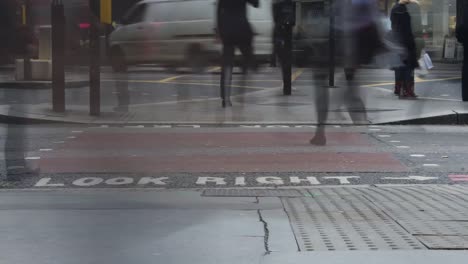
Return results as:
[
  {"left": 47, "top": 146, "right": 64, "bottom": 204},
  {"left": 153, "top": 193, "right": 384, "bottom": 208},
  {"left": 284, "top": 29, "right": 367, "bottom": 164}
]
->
[{"left": 417, "top": 51, "right": 433, "bottom": 77}]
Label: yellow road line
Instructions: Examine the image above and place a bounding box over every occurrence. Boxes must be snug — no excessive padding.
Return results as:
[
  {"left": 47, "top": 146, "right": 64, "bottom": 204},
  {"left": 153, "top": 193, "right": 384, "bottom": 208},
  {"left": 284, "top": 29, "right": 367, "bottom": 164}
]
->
[
  {"left": 362, "top": 76, "right": 461, "bottom": 88},
  {"left": 158, "top": 75, "right": 186, "bottom": 83},
  {"left": 207, "top": 66, "right": 221, "bottom": 72},
  {"left": 292, "top": 68, "right": 304, "bottom": 82},
  {"left": 103, "top": 79, "right": 265, "bottom": 90}
]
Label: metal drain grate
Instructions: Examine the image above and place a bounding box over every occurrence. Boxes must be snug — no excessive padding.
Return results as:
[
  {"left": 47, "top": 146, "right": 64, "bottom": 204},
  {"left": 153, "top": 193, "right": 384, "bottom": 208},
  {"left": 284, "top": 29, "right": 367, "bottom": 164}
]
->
[
  {"left": 416, "top": 235, "right": 468, "bottom": 249},
  {"left": 202, "top": 189, "right": 303, "bottom": 197},
  {"left": 282, "top": 188, "right": 425, "bottom": 251}
]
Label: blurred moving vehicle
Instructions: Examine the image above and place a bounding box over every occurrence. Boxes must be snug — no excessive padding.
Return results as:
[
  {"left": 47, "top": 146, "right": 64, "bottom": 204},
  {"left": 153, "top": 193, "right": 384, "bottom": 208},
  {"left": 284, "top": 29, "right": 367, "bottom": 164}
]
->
[{"left": 109, "top": 0, "right": 274, "bottom": 72}]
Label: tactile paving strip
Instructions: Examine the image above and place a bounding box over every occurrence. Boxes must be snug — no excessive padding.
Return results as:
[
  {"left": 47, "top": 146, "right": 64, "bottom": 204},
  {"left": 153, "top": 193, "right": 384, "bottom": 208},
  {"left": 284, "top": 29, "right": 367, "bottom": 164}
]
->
[
  {"left": 416, "top": 235, "right": 468, "bottom": 249},
  {"left": 358, "top": 185, "right": 468, "bottom": 249},
  {"left": 202, "top": 189, "right": 303, "bottom": 197},
  {"left": 282, "top": 187, "right": 425, "bottom": 251},
  {"left": 362, "top": 185, "right": 468, "bottom": 236}
]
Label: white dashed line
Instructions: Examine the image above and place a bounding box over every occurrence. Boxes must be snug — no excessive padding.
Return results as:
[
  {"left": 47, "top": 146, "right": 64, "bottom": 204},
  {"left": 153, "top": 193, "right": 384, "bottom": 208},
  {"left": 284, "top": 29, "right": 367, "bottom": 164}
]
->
[
  {"left": 410, "top": 154, "right": 426, "bottom": 157},
  {"left": 440, "top": 94, "right": 450, "bottom": 97},
  {"left": 67, "top": 136, "right": 76, "bottom": 139},
  {"left": 154, "top": 125, "right": 172, "bottom": 128},
  {"left": 423, "top": 164, "right": 440, "bottom": 167},
  {"left": 334, "top": 125, "right": 341, "bottom": 128},
  {"left": 369, "top": 128, "right": 382, "bottom": 131},
  {"left": 100, "top": 125, "right": 109, "bottom": 128},
  {"left": 53, "top": 141, "right": 65, "bottom": 144},
  {"left": 39, "top": 149, "right": 53, "bottom": 152},
  {"left": 71, "top": 131, "right": 83, "bottom": 133},
  {"left": 396, "top": 146, "right": 410, "bottom": 149},
  {"left": 390, "top": 140, "right": 401, "bottom": 143},
  {"left": 378, "top": 135, "right": 391, "bottom": 138},
  {"left": 125, "top": 125, "right": 145, "bottom": 128},
  {"left": 25, "top": 157, "right": 41, "bottom": 160}
]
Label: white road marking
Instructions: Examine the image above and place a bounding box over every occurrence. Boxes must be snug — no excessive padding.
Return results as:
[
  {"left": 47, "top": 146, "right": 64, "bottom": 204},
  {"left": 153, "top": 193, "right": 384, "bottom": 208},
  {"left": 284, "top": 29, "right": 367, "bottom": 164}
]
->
[
  {"left": 257, "top": 177, "right": 284, "bottom": 185},
  {"left": 125, "top": 125, "right": 145, "bottom": 128},
  {"left": 105, "top": 177, "right": 134, "bottom": 185},
  {"left": 323, "top": 176, "right": 360, "bottom": 184},
  {"left": 39, "top": 149, "right": 53, "bottom": 152},
  {"left": 196, "top": 177, "right": 226, "bottom": 185},
  {"left": 334, "top": 125, "right": 342, "bottom": 128},
  {"left": 137, "top": 177, "right": 168, "bottom": 185},
  {"left": 423, "top": 164, "right": 440, "bottom": 167},
  {"left": 290, "top": 176, "right": 321, "bottom": 185},
  {"left": 378, "top": 135, "right": 391, "bottom": 138},
  {"left": 35, "top": 178, "right": 65, "bottom": 187},
  {"left": 411, "top": 154, "right": 426, "bottom": 157},
  {"left": 100, "top": 125, "right": 109, "bottom": 128},
  {"left": 383, "top": 176, "right": 438, "bottom": 181},
  {"left": 440, "top": 94, "right": 450, "bottom": 97},
  {"left": 53, "top": 141, "right": 65, "bottom": 144},
  {"left": 390, "top": 140, "right": 401, "bottom": 143},
  {"left": 369, "top": 128, "right": 381, "bottom": 131},
  {"left": 67, "top": 136, "right": 76, "bottom": 139},
  {"left": 154, "top": 125, "right": 172, "bottom": 128},
  {"left": 73, "top": 177, "right": 104, "bottom": 186},
  {"left": 235, "top": 177, "right": 246, "bottom": 186},
  {"left": 25, "top": 157, "right": 40, "bottom": 160},
  {"left": 72, "top": 131, "right": 83, "bottom": 133},
  {"left": 397, "top": 146, "right": 410, "bottom": 149}
]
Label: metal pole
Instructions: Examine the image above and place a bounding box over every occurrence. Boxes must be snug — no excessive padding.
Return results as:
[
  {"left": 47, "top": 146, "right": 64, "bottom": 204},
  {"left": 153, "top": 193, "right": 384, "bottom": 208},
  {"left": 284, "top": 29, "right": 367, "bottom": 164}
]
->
[
  {"left": 328, "top": 0, "right": 335, "bottom": 87},
  {"left": 23, "top": 0, "right": 32, "bottom": 80},
  {"left": 51, "top": 0, "right": 66, "bottom": 112},
  {"left": 89, "top": 16, "right": 101, "bottom": 116}
]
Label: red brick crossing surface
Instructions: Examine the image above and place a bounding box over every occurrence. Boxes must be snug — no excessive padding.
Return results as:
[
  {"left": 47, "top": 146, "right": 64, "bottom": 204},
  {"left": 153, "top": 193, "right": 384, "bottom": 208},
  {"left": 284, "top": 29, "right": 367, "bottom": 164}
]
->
[{"left": 37, "top": 131, "right": 408, "bottom": 173}]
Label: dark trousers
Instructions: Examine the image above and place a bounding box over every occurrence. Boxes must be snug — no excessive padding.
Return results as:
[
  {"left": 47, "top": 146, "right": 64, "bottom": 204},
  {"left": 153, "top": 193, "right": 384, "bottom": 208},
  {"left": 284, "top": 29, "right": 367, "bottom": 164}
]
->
[
  {"left": 273, "top": 25, "right": 292, "bottom": 95},
  {"left": 220, "top": 39, "right": 253, "bottom": 100},
  {"left": 395, "top": 66, "right": 415, "bottom": 82},
  {"left": 463, "top": 43, "right": 468, "bottom": 101}
]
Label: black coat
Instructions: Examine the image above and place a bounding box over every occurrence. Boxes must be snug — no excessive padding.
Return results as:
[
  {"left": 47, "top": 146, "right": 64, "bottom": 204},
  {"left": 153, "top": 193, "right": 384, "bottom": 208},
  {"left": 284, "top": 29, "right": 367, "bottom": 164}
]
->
[
  {"left": 217, "top": 0, "right": 259, "bottom": 44},
  {"left": 390, "top": 3, "right": 421, "bottom": 69}
]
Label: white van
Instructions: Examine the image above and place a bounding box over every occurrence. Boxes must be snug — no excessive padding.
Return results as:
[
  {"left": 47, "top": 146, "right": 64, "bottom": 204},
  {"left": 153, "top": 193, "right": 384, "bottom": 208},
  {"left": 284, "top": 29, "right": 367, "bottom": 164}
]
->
[{"left": 109, "top": 0, "right": 273, "bottom": 72}]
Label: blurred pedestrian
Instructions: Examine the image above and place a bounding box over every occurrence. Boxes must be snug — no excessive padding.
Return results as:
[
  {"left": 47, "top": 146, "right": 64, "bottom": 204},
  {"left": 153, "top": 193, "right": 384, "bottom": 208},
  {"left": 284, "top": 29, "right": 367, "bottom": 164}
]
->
[
  {"left": 310, "top": 0, "right": 383, "bottom": 145},
  {"left": 217, "top": 0, "right": 259, "bottom": 108},
  {"left": 390, "top": 0, "right": 423, "bottom": 99},
  {"left": 456, "top": 3, "right": 468, "bottom": 101}
]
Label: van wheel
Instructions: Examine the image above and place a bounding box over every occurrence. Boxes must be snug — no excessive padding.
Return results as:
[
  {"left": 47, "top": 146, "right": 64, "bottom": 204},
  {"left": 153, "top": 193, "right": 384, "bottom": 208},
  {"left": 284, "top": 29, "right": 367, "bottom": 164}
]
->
[
  {"left": 186, "top": 45, "right": 206, "bottom": 73},
  {"left": 110, "top": 47, "right": 127, "bottom": 72}
]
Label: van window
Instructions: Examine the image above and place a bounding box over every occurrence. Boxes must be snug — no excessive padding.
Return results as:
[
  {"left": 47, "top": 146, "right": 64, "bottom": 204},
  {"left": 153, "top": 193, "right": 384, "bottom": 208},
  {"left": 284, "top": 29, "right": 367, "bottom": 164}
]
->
[
  {"left": 147, "top": 2, "right": 173, "bottom": 22},
  {"left": 124, "top": 3, "right": 147, "bottom": 24}
]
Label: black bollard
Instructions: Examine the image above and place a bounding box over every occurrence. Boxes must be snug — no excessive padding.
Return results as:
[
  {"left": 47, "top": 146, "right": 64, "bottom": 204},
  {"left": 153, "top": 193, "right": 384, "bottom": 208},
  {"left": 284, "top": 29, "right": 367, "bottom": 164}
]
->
[
  {"left": 457, "top": 0, "right": 468, "bottom": 101},
  {"left": 329, "top": 0, "right": 336, "bottom": 87},
  {"left": 51, "top": 0, "right": 66, "bottom": 112},
  {"left": 23, "top": 0, "right": 32, "bottom": 81},
  {"left": 89, "top": 17, "right": 101, "bottom": 116}
]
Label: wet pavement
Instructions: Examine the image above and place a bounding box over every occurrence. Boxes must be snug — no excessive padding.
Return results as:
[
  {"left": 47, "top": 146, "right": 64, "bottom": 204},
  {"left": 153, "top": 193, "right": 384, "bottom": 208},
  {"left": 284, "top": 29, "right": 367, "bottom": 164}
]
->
[{"left": 0, "top": 64, "right": 465, "bottom": 124}]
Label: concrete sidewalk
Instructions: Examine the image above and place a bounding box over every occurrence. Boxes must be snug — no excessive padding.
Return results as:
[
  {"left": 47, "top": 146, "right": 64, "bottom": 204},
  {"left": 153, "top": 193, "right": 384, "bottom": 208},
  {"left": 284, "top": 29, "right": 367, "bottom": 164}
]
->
[
  {"left": 1, "top": 186, "right": 468, "bottom": 264},
  {"left": 0, "top": 65, "right": 466, "bottom": 125}
]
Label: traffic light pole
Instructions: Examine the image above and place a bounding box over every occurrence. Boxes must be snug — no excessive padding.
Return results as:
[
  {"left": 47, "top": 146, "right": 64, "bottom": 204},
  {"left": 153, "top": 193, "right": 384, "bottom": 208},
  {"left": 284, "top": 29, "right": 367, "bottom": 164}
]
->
[
  {"left": 329, "top": 0, "right": 336, "bottom": 87},
  {"left": 51, "top": 0, "right": 66, "bottom": 112},
  {"left": 89, "top": 17, "right": 101, "bottom": 116},
  {"left": 23, "top": 0, "right": 32, "bottom": 81}
]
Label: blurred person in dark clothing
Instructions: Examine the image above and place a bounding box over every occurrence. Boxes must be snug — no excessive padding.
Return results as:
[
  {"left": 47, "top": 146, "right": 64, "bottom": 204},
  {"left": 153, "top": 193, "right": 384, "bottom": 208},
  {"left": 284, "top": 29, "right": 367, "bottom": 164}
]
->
[
  {"left": 390, "top": 0, "right": 423, "bottom": 99},
  {"left": 311, "top": 0, "right": 382, "bottom": 145},
  {"left": 217, "top": 0, "right": 259, "bottom": 108},
  {"left": 457, "top": 3, "right": 468, "bottom": 101}
]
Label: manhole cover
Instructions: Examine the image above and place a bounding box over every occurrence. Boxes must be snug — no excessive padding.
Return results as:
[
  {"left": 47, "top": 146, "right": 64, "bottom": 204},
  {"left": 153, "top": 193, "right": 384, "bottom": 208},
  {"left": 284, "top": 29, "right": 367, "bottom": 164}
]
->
[{"left": 202, "top": 189, "right": 303, "bottom": 197}]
